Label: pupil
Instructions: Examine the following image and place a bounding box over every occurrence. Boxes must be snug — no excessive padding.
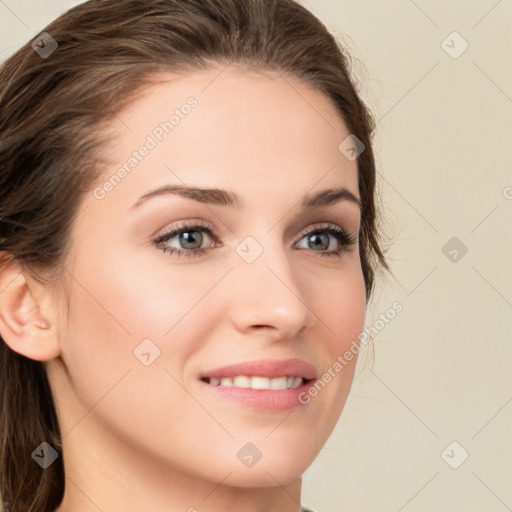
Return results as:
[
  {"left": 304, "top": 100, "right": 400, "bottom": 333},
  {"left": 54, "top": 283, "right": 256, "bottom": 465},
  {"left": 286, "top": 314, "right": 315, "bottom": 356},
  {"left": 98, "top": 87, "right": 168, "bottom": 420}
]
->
[
  {"left": 310, "top": 233, "right": 328, "bottom": 250},
  {"left": 180, "top": 231, "right": 202, "bottom": 249}
]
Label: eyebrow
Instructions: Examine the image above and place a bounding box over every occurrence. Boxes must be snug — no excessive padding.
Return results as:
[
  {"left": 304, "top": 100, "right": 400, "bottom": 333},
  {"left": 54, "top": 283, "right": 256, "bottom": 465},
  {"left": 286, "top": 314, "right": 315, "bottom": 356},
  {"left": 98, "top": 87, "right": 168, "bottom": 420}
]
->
[{"left": 130, "top": 184, "right": 362, "bottom": 211}]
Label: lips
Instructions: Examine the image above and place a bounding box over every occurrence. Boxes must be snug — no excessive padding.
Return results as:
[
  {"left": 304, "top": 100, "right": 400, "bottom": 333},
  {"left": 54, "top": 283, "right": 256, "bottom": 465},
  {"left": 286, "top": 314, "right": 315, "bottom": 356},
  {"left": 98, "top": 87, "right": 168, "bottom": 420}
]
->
[
  {"left": 198, "top": 358, "right": 318, "bottom": 411},
  {"left": 198, "top": 358, "right": 317, "bottom": 381}
]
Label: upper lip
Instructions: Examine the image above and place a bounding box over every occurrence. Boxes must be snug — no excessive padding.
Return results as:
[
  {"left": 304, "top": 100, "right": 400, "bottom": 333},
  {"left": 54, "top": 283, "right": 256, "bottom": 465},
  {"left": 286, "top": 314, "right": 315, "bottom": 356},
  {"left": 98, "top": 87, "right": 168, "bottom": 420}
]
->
[{"left": 199, "top": 358, "right": 317, "bottom": 380}]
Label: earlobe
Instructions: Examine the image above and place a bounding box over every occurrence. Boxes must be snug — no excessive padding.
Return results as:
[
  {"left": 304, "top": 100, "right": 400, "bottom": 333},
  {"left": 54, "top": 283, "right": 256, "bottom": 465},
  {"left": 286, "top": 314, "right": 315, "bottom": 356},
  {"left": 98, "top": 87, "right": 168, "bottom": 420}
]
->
[{"left": 0, "top": 255, "right": 61, "bottom": 361}]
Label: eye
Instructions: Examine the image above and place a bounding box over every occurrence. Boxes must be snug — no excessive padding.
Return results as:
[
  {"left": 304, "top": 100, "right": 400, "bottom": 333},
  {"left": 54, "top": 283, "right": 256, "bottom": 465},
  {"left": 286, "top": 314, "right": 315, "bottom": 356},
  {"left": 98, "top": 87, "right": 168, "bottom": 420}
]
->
[
  {"left": 154, "top": 221, "right": 219, "bottom": 258},
  {"left": 294, "top": 223, "right": 358, "bottom": 258},
  {"left": 153, "top": 221, "right": 358, "bottom": 259}
]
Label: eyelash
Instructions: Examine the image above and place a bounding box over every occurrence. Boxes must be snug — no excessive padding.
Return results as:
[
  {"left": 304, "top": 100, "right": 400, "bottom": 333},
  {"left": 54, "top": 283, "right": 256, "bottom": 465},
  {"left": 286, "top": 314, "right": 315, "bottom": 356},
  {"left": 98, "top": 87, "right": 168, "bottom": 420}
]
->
[{"left": 154, "top": 221, "right": 358, "bottom": 259}]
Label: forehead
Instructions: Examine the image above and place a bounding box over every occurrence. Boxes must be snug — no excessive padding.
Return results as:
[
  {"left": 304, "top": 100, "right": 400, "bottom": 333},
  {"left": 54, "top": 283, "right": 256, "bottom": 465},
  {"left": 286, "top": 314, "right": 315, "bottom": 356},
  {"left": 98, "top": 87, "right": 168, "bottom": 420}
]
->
[{"left": 92, "top": 66, "right": 360, "bottom": 213}]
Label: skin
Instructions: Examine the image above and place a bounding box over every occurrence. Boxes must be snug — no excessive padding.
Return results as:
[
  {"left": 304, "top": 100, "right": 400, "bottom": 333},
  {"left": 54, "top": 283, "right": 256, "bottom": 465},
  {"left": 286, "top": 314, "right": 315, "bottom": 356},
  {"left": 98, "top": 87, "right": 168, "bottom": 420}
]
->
[{"left": 0, "top": 66, "right": 366, "bottom": 512}]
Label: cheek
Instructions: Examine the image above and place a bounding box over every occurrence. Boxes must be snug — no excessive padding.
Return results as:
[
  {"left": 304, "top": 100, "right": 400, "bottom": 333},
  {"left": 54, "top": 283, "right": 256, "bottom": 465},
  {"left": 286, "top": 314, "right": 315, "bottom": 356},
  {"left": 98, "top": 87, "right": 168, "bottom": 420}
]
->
[
  {"left": 310, "top": 258, "right": 367, "bottom": 349},
  {"left": 303, "top": 261, "right": 366, "bottom": 408},
  {"left": 58, "top": 247, "right": 219, "bottom": 441},
  {"left": 61, "top": 245, "right": 224, "bottom": 382}
]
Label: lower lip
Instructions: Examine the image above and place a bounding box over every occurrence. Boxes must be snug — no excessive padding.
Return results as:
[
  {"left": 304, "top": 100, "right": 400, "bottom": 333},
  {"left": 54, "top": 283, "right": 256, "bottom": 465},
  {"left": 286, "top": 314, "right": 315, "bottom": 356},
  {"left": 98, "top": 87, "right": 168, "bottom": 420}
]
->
[{"left": 198, "top": 379, "right": 313, "bottom": 411}]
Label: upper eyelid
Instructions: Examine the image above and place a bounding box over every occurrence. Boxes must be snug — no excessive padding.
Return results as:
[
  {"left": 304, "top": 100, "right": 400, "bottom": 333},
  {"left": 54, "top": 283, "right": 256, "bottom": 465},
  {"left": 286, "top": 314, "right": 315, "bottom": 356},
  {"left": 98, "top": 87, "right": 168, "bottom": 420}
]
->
[
  {"left": 155, "top": 220, "right": 216, "bottom": 240},
  {"left": 296, "top": 222, "right": 351, "bottom": 237}
]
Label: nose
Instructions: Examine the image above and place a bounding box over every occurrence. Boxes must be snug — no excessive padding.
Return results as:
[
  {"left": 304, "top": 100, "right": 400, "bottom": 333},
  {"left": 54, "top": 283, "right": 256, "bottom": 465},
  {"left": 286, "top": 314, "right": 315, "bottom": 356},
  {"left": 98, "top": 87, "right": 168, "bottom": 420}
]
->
[{"left": 228, "top": 237, "right": 317, "bottom": 340}]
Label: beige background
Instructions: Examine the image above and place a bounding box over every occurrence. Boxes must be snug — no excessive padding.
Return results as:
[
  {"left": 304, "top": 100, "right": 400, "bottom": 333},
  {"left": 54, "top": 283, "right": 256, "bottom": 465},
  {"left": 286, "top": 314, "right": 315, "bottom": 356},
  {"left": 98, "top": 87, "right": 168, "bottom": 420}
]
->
[{"left": 1, "top": 1, "right": 511, "bottom": 511}]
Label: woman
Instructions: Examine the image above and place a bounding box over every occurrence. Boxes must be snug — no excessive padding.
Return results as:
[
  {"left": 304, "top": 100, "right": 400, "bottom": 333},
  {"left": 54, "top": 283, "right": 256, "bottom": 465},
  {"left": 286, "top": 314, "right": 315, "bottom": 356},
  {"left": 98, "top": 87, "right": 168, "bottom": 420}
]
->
[{"left": 0, "top": 0, "right": 391, "bottom": 510}]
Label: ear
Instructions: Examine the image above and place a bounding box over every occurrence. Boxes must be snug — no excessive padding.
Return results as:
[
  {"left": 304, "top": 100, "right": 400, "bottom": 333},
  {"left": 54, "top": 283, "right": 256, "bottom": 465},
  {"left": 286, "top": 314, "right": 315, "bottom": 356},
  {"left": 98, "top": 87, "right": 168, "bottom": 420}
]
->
[{"left": 0, "top": 254, "right": 61, "bottom": 361}]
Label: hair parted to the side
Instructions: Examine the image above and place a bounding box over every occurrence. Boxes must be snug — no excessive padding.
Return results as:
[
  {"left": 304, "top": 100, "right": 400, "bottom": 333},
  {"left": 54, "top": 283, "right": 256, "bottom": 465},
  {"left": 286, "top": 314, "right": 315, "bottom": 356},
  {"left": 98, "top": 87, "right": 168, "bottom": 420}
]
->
[{"left": 0, "top": 0, "right": 392, "bottom": 509}]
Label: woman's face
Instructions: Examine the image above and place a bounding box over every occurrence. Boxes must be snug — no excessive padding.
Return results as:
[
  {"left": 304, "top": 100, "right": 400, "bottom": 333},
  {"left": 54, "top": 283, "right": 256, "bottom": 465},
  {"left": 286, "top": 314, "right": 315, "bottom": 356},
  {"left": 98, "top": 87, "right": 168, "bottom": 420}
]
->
[{"left": 47, "top": 66, "right": 366, "bottom": 492}]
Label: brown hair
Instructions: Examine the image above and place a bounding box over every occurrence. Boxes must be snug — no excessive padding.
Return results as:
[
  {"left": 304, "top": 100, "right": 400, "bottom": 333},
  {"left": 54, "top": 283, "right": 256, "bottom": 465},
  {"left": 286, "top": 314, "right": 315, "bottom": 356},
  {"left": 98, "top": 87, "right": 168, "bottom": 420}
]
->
[{"left": 0, "top": 0, "right": 392, "bottom": 509}]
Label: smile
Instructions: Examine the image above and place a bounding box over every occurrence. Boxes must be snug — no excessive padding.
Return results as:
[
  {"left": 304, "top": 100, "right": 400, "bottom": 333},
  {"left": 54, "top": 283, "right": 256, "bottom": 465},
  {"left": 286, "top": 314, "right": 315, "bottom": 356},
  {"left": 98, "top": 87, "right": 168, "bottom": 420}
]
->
[
  {"left": 198, "top": 358, "right": 318, "bottom": 410},
  {"left": 201, "top": 376, "right": 307, "bottom": 390}
]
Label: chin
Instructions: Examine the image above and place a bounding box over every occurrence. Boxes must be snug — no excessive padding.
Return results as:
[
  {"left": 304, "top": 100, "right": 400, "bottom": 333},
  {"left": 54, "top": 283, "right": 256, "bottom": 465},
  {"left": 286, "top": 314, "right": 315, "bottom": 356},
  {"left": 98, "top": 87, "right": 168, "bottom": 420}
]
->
[
  {"left": 210, "top": 442, "right": 315, "bottom": 488},
  {"left": 217, "top": 462, "right": 307, "bottom": 488}
]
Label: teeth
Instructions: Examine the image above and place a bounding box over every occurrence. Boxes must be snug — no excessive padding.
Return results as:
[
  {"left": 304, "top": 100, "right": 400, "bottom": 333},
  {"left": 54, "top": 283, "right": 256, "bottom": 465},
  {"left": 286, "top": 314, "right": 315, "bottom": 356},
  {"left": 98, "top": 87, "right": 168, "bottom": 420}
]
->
[
  {"left": 269, "top": 377, "right": 287, "bottom": 390},
  {"left": 233, "top": 376, "right": 251, "bottom": 388},
  {"left": 291, "top": 377, "right": 302, "bottom": 389},
  {"left": 248, "top": 376, "right": 269, "bottom": 389},
  {"left": 207, "top": 376, "right": 304, "bottom": 390}
]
